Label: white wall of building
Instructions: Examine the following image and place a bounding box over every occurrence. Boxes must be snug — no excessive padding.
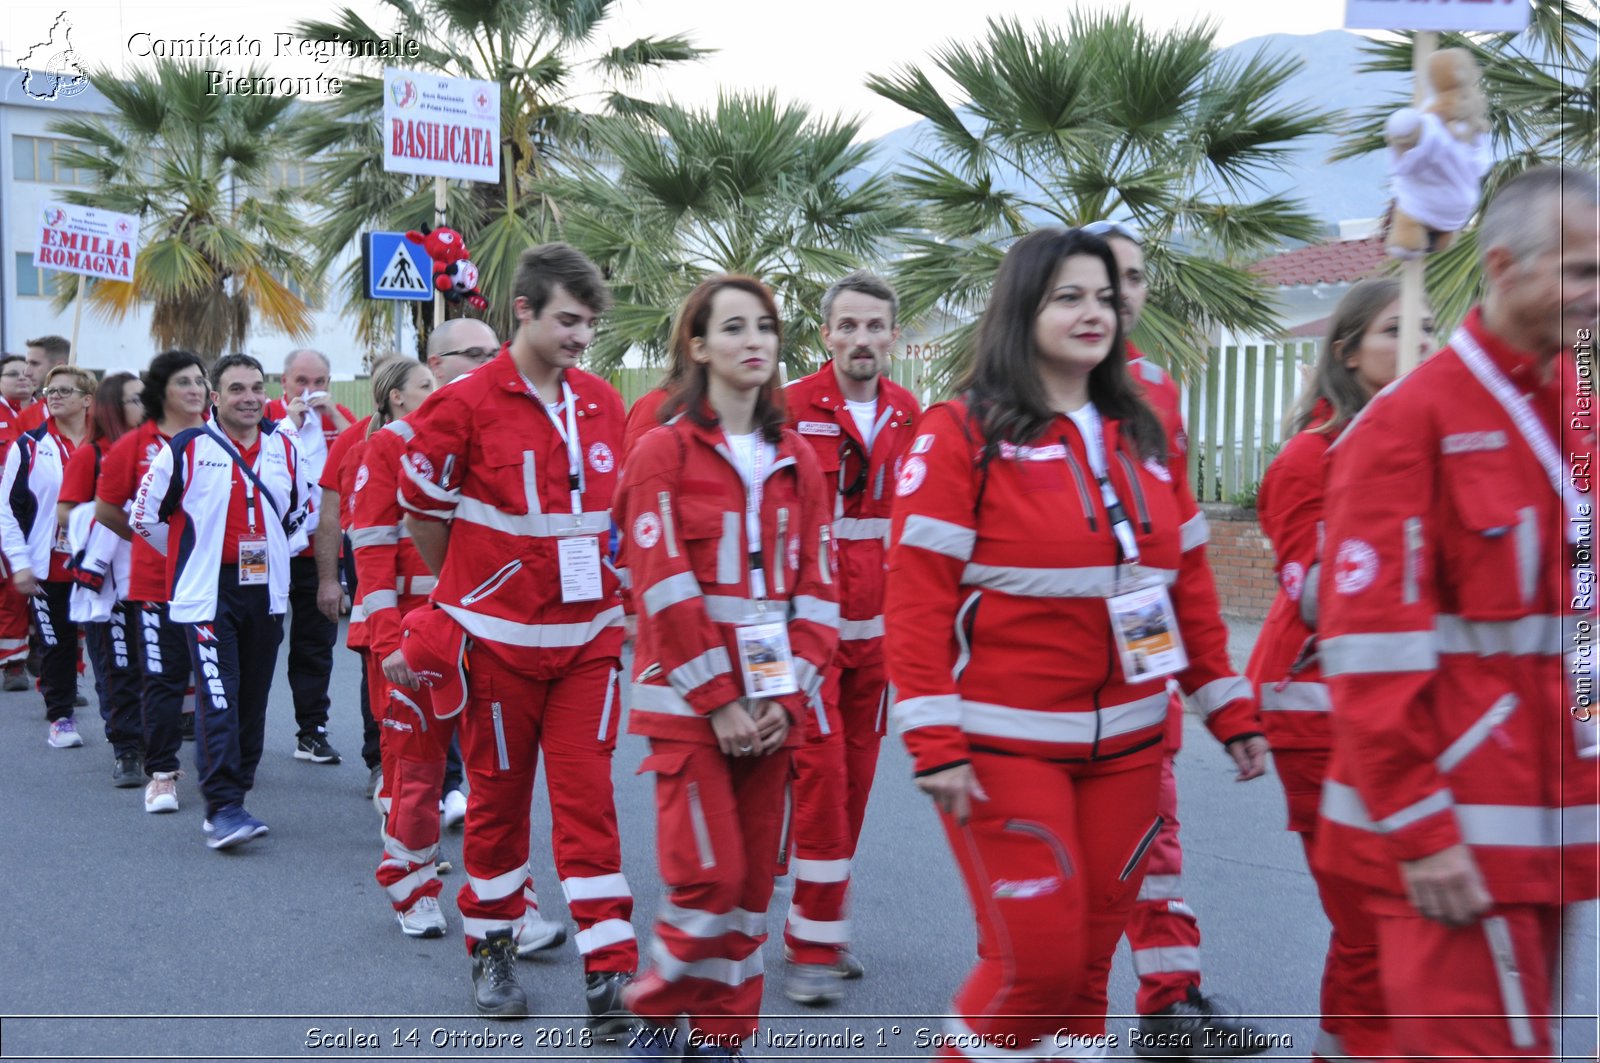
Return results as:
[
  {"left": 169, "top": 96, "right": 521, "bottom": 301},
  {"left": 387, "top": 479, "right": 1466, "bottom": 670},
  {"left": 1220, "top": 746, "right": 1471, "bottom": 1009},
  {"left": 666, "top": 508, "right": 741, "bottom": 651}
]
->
[{"left": 1, "top": 67, "right": 390, "bottom": 379}]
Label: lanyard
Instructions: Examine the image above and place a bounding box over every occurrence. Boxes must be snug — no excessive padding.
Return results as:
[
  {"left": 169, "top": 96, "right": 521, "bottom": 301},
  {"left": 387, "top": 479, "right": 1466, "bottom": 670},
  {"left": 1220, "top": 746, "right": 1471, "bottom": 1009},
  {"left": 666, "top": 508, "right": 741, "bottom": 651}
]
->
[
  {"left": 522, "top": 374, "right": 584, "bottom": 515},
  {"left": 211, "top": 428, "right": 270, "bottom": 534},
  {"left": 726, "top": 432, "right": 771, "bottom": 601},
  {"left": 1454, "top": 328, "right": 1590, "bottom": 542},
  {"left": 1061, "top": 405, "right": 1141, "bottom": 565}
]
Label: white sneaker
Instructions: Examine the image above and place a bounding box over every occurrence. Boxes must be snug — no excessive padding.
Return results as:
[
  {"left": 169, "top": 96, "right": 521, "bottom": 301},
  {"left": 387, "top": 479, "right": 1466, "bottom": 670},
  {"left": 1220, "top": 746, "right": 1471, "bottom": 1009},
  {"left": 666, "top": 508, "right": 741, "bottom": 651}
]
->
[
  {"left": 144, "top": 771, "right": 179, "bottom": 814},
  {"left": 397, "top": 895, "right": 447, "bottom": 938},
  {"left": 47, "top": 718, "right": 83, "bottom": 748},
  {"left": 513, "top": 910, "right": 567, "bottom": 957},
  {"left": 442, "top": 789, "right": 467, "bottom": 830}
]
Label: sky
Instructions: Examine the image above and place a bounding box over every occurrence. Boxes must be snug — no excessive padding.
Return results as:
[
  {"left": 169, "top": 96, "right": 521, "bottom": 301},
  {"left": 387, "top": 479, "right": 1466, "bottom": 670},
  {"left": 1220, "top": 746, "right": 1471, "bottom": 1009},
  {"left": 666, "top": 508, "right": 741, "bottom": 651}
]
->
[{"left": 4, "top": 0, "right": 1363, "bottom": 138}]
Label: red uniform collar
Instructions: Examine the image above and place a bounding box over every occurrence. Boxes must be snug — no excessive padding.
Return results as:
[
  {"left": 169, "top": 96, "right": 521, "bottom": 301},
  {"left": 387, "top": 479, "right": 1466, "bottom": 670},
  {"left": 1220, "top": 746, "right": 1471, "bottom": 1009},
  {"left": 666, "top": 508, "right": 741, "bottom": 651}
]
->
[
  {"left": 1460, "top": 306, "right": 1547, "bottom": 395},
  {"left": 488, "top": 345, "right": 598, "bottom": 405},
  {"left": 1125, "top": 339, "right": 1146, "bottom": 365}
]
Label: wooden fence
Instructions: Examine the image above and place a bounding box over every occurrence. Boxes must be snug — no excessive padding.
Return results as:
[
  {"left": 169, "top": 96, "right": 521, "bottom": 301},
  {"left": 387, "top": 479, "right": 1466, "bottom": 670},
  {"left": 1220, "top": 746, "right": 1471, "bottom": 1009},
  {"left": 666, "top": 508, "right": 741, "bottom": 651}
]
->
[{"left": 321, "top": 344, "right": 1313, "bottom": 505}]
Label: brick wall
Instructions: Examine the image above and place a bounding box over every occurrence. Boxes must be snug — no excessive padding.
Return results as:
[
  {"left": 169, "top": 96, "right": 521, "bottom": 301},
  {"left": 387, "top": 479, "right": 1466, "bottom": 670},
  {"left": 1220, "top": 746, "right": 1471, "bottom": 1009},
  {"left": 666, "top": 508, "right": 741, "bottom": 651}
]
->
[{"left": 1201, "top": 502, "right": 1277, "bottom": 620}]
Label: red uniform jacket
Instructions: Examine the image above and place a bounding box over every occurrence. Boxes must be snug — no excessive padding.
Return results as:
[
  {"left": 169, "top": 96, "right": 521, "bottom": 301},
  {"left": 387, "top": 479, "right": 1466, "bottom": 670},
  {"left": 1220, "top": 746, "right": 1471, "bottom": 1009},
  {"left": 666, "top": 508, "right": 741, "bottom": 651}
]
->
[
  {"left": 623, "top": 387, "right": 671, "bottom": 462},
  {"left": 784, "top": 363, "right": 921, "bottom": 669},
  {"left": 1244, "top": 400, "right": 1338, "bottom": 752},
  {"left": 398, "top": 350, "right": 624, "bottom": 676},
  {"left": 1314, "top": 308, "right": 1599, "bottom": 904},
  {"left": 617, "top": 415, "right": 839, "bottom": 744},
  {"left": 351, "top": 424, "right": 436, "bottom": 659},
  {"left": 885, "top": 399, "right": 1260, "bottom": 776}
]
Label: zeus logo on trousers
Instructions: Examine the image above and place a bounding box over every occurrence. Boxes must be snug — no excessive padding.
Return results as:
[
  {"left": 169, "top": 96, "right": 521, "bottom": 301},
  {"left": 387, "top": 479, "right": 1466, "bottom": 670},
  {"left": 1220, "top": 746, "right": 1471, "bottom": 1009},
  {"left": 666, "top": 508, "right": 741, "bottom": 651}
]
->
[{"left": 194, "top": 629, "right": 229, "bottom": 710}]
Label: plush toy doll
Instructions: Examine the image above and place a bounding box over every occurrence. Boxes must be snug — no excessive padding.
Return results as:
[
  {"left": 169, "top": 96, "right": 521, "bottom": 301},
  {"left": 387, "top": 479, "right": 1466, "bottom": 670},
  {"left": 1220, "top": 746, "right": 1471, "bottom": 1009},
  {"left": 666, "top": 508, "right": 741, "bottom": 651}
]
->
[
  {"left": 1383, "top": 47, "right": 1493, "bottom": 259},
  {"left": 403, "top": 225, "right": 489, "bottom": 310}
]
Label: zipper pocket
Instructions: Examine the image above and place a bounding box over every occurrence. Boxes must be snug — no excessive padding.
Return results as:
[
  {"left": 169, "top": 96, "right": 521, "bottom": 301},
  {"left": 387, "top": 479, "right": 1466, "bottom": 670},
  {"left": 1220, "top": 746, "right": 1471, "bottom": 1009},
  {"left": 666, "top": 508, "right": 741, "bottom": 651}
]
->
[
  {"left": 776, "top": 775, "right": 794, "bottom": 869},
  {"left": 774, "top": 508, "right": 789, "bottom": 596},
  {"left": 638, "top": 661, "right": 663, "bottom": 682},
  {"left": 657, "top": 491, "right": 679, "bottom": 559},
  {"left": 596, "top": 667, "right": 618, "bottom": 741},
  {"left": 461, "top": 559, "right": 522, "bottom": 605},
  {"left": 1402, "top": 517, "right": 1423, "bottom": 605},
  {"left": 686, "top": 781, "right": 715, "bottom": 869},
  {"left": 1115, "top": 452, "right": 1153, "bottom": 533},
  {"left": 1119, "top": 815, "right": 1165, "bottom": 880},
  {"left": 490, "top": 701, "right": 510, "bottom": 772},
  {"left": 1484, "top": 916, "right": 1537, "bottom": 1048},
  {"left": 953, "top": 591, "right": 982, "bottom": 682},
  {"left": 818, "top": 526, "right": 833, "bottom": 585},
  {"left": 1003, "top": 819, "right": 1075, "bottom": 879},
  {"left": 1061, "top": 448, "right": 1098, "bottom": 531}
]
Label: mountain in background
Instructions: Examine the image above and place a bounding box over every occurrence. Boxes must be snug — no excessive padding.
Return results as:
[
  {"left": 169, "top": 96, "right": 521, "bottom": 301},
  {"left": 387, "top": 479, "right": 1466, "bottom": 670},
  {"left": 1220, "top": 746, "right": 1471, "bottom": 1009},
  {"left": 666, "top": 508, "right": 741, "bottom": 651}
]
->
[{"left": 864, "top": 28, "right": 1406, "bottom": 238}]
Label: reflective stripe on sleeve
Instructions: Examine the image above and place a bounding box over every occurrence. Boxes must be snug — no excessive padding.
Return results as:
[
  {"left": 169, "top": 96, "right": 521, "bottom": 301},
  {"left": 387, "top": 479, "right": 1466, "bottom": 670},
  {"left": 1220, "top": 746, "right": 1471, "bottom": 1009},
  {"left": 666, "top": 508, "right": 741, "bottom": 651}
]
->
[
  {"left": 790, "top": 595, "right": 840, "bottom": 628},
  {"left": 668, "top": 647, "right": 733, "bottom": 696},
  {"left": 834, "top": 516, "right": 891, "bottom": 542},
  {"left": 642, "top": 571, "right": 703, "bottom": 616},
  {"left": 1260, "top": 681, "right": 1331, "bottom": 712},
  {"left": 361, "top": 589, "right": 398, "bottom": 612},
  {"left": 1323, "top": 781, "right": 1598, "bottom": 848},
  {"left": 839, "top": 615, "right": 885, "bottom": 640},
  {"left": 899, "top": 515, "right": 976, "bottom": 561},
  {"left": 629, "top": 683, "right": 700, "bottom": 717},
  {"left": 1436, "top": 614, "right": 1565, "bottom": 657},
  {"left": 349, "top": 525, "right": 399, "bottom": 548},
  {"left": 892, "top": 693, "right": 962, "bottom": 732},
  {"left": 1191, "top": 675, "right": 1252, "bottom": 716},
  {"left": 1179, "top": 512, "right": 1209, "bottom": 552},
  {"left": 1319, "top": 631, "right": 1437, "bottom": 676}
]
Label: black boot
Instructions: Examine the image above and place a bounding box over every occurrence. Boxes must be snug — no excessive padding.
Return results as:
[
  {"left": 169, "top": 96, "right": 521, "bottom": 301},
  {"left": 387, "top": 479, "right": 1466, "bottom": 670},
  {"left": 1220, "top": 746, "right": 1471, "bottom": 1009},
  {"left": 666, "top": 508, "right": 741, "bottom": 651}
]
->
[
  {"left": 585, "top": 970, "right": 637, "bottom": 1040},
  {"left": 1134, "top": 985, "right": 1272, "bottom": 1058},
  {"left": 470, "top": 929, "right": 528, "bottom": 1019}
]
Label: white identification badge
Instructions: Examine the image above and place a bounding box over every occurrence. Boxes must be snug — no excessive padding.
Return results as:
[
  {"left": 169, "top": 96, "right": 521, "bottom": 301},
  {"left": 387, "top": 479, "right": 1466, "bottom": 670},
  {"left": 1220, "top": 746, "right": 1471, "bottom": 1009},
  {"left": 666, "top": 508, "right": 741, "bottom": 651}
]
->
[
  {"left": 735, "top": 620, "right": 799, "bottom": 697},
  {"left": 53, "top": 523, "right": 70, "bottom": 554},
  {"left": 237, "top": 538, "right": 269, "bottom": 586},
  {"left": 1107, "top": 583, "right": 1188, "bottom": 682},
  {"left": 557, "top": 535, "right": 602, "bottom": 603}
]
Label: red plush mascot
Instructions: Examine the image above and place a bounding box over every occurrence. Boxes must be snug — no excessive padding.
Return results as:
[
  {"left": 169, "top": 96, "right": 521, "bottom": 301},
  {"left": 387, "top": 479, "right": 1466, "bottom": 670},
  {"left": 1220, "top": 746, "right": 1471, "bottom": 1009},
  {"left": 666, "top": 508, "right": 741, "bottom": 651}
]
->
[{"left": 404, "top": 225, "right": 489, "bottom": 311}]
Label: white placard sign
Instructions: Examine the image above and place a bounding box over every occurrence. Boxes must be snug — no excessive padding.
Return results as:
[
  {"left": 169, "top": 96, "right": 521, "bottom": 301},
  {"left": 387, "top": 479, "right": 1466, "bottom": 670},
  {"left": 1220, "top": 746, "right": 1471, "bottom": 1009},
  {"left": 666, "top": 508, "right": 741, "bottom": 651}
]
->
[
  {"left": 1345, "top": 0, "right": 1530, "bottom": 32},
  {"left": 382, "top": 68, "right": 501, "bottom": 184},
  {"left": 37, "top": 201, "right": 139, "bottom": 282}
]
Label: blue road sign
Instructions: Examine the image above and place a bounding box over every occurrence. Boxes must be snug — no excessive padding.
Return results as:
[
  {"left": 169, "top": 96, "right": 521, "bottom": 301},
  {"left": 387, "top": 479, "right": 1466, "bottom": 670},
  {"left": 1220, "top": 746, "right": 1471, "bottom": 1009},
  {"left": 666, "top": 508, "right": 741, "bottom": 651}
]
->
[{"left": 364, "top": 231, "right": 434, "bottom": 301}]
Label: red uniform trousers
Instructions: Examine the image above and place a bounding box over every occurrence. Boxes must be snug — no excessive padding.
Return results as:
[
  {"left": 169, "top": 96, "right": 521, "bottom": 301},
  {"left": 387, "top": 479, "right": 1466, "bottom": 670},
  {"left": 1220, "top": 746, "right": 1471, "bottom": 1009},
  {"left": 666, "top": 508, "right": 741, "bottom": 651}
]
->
[
  {"left": 0, "top": 581, "right": 29, "bottom": 666},
  {"left": 938, "top": 749, "right": 1162, "bottom": 1057},
  {"left": 1376, "top": 899, "right": 1562, "bottom": 1060},
  {"left": 783, "top": 659, "right": 888, "bottom": 964},
  {"left": 626, "top": 738, "right": 793, "bottom": 1047},
  {"left": 1276, "top": 747, "right": 1392, "bottom": 1061},
  {"left": 1124, "top": 737, "right": 1204, "bottom": 1015},
  {"left": 370, "top": 641, "right": 450, "bottom": 912},
  {"left": 455, "top": 650, "right": 636, "bottom": 975}
]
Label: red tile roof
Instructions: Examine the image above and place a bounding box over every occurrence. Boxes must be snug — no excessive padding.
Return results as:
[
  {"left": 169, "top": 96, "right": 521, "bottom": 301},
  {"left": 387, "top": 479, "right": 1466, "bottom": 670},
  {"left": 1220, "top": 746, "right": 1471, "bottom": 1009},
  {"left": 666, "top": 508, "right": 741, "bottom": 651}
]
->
[{"left": 1252, "top": 235, "right": 1389, "bottom": 288}]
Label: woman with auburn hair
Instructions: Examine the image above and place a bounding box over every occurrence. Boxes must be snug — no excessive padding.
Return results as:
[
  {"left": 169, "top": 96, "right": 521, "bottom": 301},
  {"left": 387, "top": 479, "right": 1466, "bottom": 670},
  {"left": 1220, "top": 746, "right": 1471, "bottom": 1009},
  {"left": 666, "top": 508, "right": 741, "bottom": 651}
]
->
[
  {"left": 1244, "top": 277, "right": 1432, "bottom": 1061},
  {"left": 56, "top": 371, "right": 147, "bottom": 785},
  {"left": 617, "top": 275, "right": 837, "bottom": 1060},
  {"left": 883, "top": 227, "right": 1267, "bottom": 1058}
]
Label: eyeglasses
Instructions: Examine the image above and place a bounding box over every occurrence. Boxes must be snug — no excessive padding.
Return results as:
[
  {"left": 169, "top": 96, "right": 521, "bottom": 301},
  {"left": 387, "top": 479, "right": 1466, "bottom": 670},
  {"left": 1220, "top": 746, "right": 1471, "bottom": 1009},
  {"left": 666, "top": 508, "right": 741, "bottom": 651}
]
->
[
  {"left": 439, "top": 347, "right": 497, "bottom": 363},
  {"left": 0, "top": 372, "right": 26, "bottom": 380},
  {"left": 43, "top": 387, "right": 86, "bottom": 399},
  {"left": 122, "top": 396, "right": 145, "bottom": 405}
]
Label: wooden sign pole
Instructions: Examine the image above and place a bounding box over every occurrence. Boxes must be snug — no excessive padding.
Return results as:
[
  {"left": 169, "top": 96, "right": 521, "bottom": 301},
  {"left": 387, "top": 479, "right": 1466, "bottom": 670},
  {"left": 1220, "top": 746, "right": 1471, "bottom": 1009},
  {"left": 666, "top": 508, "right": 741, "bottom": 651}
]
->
[
  {"left": 1396, "top": 31, "right": 1438, "bottom": 378},
  {"left": 433, "top": 176, "right": 447, "bottom": 331}
]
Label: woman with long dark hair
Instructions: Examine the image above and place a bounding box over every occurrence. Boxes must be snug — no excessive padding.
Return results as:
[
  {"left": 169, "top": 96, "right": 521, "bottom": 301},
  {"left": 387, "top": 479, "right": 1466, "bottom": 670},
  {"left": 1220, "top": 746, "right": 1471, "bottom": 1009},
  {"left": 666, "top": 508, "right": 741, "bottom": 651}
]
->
[
  {"left": 884, "top": 227, "right": 1267, "bottom": 1057},
  {"left": 1243, "top": 278, "right": 1431, "bottom": 1060},
  {"left": 56, "top": 371, "right": 146, "bottom": 784},
  {"left": 618, "top": 275, "right": 837, "bottom": 1060},
  {"left": 94, "top": 350, "right": 208, "bottom": 813}
]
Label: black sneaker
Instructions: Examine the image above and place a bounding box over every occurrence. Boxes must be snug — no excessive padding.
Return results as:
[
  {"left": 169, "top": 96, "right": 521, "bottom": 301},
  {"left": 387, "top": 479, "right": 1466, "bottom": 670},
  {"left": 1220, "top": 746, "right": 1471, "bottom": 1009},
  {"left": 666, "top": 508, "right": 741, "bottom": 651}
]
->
[
  {"left": 585, "top": 970, "right": 637, "bottom": 1040},
  {"left": 1134, "top": 986, "right": 1273, "bottom": 1058},
  {"left": 112, "top": 752, "right": 144, "bottom": 788},
  {"left": 470, "top": 929, "right": 528, "bottom": 1019},
  {"left": 294, "top": 732, "right": 341, "bottom": 764}
]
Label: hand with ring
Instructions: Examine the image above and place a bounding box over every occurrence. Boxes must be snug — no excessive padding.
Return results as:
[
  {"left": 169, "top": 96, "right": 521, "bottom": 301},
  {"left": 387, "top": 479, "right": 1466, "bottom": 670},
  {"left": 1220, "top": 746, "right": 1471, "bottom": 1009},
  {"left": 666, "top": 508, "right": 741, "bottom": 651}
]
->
[{"left": 709, "top": 700, "right": 761, "bottom": 757}]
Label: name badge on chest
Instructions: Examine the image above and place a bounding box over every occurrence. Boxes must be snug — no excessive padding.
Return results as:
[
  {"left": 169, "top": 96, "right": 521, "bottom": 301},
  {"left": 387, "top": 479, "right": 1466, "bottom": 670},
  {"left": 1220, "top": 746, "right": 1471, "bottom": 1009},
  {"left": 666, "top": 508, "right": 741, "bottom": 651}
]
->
[
  {"left": 1107, "top": 582, "right": 1188, "bottom": 683},
  {"left": 53, "top": 523, "right": 70, "bottom": 555},
  {"left": 238, "top": 538, "right": 269, "bottom": 586},
  {"left": 736, "top": 619, "right": 799, "bottom": 698},
  {"left": 557, "top": 535, "right": 602, "bottom": 603}
]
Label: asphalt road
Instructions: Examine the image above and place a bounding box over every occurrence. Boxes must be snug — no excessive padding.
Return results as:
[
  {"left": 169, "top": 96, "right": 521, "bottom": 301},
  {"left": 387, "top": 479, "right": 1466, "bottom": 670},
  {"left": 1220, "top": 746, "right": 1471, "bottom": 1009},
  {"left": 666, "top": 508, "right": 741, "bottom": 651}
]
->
[{"left": 1, "top": 618, "right": 1595, "bottom": 1061}]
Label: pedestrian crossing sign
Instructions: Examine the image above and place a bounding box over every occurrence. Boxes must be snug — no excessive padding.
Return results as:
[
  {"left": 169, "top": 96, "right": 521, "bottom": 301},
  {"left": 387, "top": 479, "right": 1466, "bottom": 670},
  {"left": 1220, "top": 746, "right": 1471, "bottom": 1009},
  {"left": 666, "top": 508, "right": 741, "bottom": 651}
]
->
[{"left": 364, "top": 231, "right": 434, "bottom": 301}]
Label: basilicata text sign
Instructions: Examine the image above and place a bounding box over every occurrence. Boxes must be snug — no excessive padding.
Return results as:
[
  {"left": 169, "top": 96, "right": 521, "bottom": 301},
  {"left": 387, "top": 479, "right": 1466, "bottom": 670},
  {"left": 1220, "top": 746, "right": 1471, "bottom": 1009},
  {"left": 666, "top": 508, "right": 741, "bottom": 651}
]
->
[
  {"left": 382, "top": 68, "right": 501, "bottom": 184},
  {"left": 1345, "top": 0, "right": 1530, "bottom": 32}
]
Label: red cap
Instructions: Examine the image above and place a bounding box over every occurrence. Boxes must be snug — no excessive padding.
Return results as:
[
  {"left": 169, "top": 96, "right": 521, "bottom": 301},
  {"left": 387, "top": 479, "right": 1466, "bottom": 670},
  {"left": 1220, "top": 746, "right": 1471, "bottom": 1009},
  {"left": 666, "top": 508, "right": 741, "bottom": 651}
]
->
[{"left": 399, "top": 606, "right": 469, "bottom": 719}]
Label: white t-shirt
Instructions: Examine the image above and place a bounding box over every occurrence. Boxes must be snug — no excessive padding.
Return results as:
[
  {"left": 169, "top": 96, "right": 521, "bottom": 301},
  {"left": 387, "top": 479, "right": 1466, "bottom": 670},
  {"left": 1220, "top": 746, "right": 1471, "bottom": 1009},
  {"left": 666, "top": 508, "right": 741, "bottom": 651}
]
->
[
  {"left": 1065, "top": 403, "right": 1107, "bottom": 478},
  {"left": 845, "top": 398, "right": 878, "bottom": 449},
  {"left": 725, "top": 430, "right": 776, "bottom": 595}
]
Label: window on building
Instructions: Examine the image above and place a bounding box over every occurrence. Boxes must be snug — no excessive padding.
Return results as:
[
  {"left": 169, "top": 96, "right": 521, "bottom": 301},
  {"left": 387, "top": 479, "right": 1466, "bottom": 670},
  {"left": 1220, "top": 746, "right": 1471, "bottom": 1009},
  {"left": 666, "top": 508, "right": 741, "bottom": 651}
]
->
[
  {"left": 270, "top": 266, "right": 322, "bottom": 310},
  {"left": 263, "top": 158, "right": 310, "bottom": 190},
  {"left": 15, "top": 253, "right": 50, "bottom": 298},
  {"left": 12, "top": 135, "right": 95, "bottom": 184}
]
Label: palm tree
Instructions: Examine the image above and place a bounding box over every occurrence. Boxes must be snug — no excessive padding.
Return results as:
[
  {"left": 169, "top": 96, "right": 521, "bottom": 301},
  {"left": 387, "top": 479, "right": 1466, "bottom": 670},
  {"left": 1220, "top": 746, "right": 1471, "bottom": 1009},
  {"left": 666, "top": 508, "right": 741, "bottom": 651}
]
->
[
  {"left": 291, "top": 0, "right": 709, "bottom": 350},
  {"left": 867, "top": 10, "right": 1334, "bottom": 390},
  {"left": 540, "top": 92, "right": 916, "bottom": 374},
  {"left": 1331, "top": 0, "right": 1596, "bottom": 332},
  {"left": 48, "top": 60, "right": 317, "bottom": 360}
]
